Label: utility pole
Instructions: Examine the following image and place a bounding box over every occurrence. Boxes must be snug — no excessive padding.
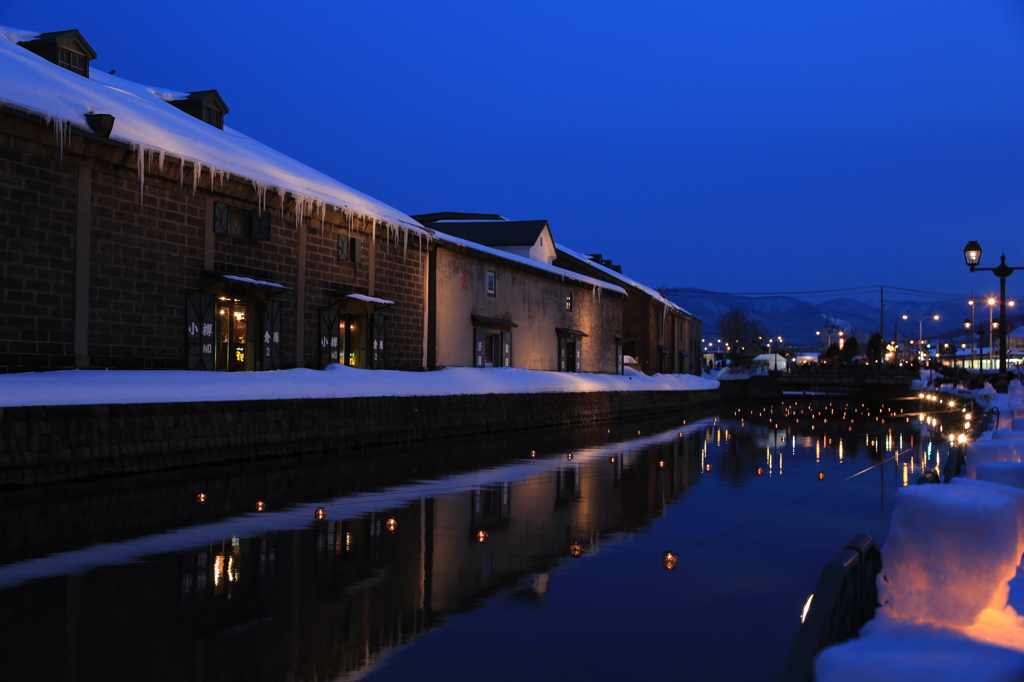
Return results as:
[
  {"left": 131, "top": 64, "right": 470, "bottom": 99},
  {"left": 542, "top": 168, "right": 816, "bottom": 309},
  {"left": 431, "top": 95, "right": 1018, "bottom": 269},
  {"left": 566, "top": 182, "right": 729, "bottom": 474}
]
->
[{"left": 880, "top": 285, "right": 885, "bottom": 367}]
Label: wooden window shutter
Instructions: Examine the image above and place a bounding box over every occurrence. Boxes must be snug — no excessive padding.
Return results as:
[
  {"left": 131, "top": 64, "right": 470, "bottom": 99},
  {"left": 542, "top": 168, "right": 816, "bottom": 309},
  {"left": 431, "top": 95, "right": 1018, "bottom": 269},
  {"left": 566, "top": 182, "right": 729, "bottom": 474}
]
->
[
  {"left": 186, "top": 293, "right": 215, "bottom": 370},
  {"left": 251, "top": 211, "right": 271, "bottom": 241},
  {"left": 474, "top": 327, "right": 486, "bottom": 368},
  {"left": 213, "top": 202, "right": 229, "bottom": 234},
  {"left": 574, "top": 339, "right": 582, "bottom": 373},
  {"left": 501, "top": 330, "right": 511, "bottom": 367},
  {"left": 262, "top": 300, "right": 282, "bottom": 371},
  {"left": 337, "top": 234, "right": 350, "bottom": 260},
  {"left": 352, "top": 238, "right": 363, "bottom": 263},
  {"left": 319, "top": 308, "right": 341, "bottom": 368},
  {"left": 558, "top": 336, "right": 567, "bottom": 372}
]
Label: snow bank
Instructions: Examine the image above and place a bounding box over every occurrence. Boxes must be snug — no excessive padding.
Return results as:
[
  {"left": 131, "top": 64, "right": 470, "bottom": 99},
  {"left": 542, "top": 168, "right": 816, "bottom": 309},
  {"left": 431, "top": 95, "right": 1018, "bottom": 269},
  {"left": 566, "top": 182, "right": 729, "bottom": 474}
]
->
[
  {"left": 0, "top": 366, "right": 720, "bottom": 408},
  {"left": 878, "top": 485, "right": 1019, "bottom": 627},
  {"left": 815, "top": 614, "right": 1024, "bottom": 682},
  {"left": 966, "top": 441, "right": 1022, "bottom": 479},
  {"left": 977, "top": 462, "right": 1024, "bottom": 491}
]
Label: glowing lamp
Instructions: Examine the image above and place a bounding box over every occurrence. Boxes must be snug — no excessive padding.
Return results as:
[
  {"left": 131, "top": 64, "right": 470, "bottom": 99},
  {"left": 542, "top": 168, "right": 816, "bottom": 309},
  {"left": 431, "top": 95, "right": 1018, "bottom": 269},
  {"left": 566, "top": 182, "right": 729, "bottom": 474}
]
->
[
  {"left": 570, "top": 541, "right": 583, "bottom": 557},
  {"left": 255, "top": 501, "right": 265, "bottom": 512},
  {"left": 964, "top": 241, "right": 982, "bottom": 267},
  {"left": 567, "top": 452, "right": 573, "bottom": 461},
  {"left": 386, "top": 518, "right": 397, "bottom": 532},
  {"left": 756, "top": 467, "right": 764, "bottom": 475},
  {"left": 315, "top": 508, "right": 326, "bottom": 520},
  {"left": 476, "top": 530, "right": 488, "bottom": 543},
  {"left": 663, "top": 551, "right": 679, "bottom": 570},
  {"left": 817, "top": 472, "right": 825, "bottom": 481},
  {"left": 196, "top": 493, "right": 207, "bottom": 504}
]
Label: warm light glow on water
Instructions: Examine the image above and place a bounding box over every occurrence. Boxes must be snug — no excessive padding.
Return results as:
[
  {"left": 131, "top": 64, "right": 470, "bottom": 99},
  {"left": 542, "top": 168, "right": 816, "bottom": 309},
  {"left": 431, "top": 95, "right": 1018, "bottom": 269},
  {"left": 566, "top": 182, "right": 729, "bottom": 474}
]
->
[{"left": 0, "top": 398, "right": 963, "bottom": 682}]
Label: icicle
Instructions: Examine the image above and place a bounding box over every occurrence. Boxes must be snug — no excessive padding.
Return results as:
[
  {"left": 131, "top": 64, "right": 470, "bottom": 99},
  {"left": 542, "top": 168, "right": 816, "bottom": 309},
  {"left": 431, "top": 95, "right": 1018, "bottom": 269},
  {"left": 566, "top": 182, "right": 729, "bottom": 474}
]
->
[
  {"left": 276, "top": 188, "right": 285, "bottom": 219},
  {"left": 209, "top": 165, "right": 215, "bottom": 191},
  {"left": 403, "top": 225, "right": 409, "bottom": 260},
  {"left": 157, "top": 150, "right": 165, "bottom": 173},
  {"left": 347, "top": 210, "right": 352, "bottom": 242},
  {"left": 131, "top": 143, "right": 146, "bottom": 204},
  {"left": 192, "top": 162, "right": 201, "bottom": 196},
  {"left": 52, "top": 118, "right": 70, "bottom": 163},
  {"left": 318, "top": 201, "right": 326, "bottom": 228},
  {"left": 179, "top": 158, "right": 184, "bottom": 187}
]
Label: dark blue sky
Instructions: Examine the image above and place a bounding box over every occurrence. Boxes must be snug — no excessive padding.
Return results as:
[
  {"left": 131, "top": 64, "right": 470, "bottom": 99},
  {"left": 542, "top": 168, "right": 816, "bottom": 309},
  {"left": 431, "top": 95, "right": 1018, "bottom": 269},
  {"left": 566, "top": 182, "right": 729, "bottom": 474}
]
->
[{"left": 5, "top": 0, "right": 1024, "bottom": 301}]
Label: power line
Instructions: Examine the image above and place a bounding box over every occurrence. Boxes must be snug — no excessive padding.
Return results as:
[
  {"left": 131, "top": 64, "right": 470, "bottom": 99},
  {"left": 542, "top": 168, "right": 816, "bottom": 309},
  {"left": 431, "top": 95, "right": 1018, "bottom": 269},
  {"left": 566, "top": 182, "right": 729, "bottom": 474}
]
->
[{"left": 659, "top": 285, "right": 962, "bottom": 299}]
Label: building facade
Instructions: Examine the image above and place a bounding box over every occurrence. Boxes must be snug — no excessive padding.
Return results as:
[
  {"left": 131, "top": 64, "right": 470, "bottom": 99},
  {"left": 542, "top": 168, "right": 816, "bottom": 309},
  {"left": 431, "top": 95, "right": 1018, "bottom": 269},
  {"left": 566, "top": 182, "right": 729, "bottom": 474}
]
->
[
  {"left": 1, "top": 28, "right": 429, "bottom": 373},
  {"left": 554, "top": 249, "right": 703, "bottom": 376},
  {"left": 426, "top": 235, "right": 625, "bottom": 373}
]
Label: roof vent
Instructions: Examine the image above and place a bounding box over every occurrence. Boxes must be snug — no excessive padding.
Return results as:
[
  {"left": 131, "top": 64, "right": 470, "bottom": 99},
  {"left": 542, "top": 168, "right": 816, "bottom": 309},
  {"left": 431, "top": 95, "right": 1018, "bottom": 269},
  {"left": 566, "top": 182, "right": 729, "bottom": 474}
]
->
[
  {"left": 18, "top": 29, "right": 97, "bottom": 78},
  {"left": 169, "top": 90, "right": 229, "bottom": 130},
  {"left": 84, "top": 113, "right": 115, "bottom": 138}
]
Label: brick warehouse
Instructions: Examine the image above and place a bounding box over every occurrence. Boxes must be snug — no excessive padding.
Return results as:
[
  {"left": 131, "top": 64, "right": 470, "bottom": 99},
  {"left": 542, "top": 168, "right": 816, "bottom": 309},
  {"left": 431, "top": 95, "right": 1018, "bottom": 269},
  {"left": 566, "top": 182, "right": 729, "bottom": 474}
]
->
[{"left": 0, "top": 28, "right": 431, "bottom": 374}]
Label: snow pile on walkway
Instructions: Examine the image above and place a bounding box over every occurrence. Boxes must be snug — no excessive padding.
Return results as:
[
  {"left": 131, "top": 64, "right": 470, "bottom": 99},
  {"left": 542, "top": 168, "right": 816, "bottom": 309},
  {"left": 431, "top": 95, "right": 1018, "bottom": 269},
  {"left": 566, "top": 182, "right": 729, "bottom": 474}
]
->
[
  {"left": 0, "top": 365, "right": 719, "bottom": 408},
  {"left": 815, "top": 466, "right": 1024, "bottom": 680}
]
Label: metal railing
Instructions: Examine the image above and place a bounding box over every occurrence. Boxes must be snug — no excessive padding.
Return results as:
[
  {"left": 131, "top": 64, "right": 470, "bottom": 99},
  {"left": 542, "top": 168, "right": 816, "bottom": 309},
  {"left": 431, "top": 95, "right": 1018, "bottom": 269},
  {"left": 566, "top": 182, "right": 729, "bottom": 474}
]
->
[{"left": 779, "top": 534, "right": 882, "bottom": 682}]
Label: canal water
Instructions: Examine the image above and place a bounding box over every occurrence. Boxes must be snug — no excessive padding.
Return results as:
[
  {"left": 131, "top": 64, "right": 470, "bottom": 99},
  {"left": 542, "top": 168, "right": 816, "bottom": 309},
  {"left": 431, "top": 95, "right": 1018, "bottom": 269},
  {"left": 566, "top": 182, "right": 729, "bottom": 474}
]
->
[{"left": 0, "top": 396, "right": 957, "bottom": 681}]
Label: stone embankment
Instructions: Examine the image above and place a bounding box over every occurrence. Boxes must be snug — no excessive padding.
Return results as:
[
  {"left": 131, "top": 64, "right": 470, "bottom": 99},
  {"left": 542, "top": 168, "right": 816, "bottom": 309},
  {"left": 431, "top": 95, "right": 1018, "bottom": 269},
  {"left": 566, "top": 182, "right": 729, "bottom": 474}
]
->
[{"left": 0, "top": 389, "right": 721, "bottom": 485}]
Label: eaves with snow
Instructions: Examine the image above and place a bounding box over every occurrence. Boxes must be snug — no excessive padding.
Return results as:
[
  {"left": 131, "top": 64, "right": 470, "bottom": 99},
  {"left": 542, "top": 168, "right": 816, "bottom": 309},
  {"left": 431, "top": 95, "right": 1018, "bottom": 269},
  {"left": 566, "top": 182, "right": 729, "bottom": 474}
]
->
[
  {"left": 0, "top": 26, "right": 427, "bottom": 236},
  {"left": 556, "top": 243, "right": 694, "bottom": 316},
  {"left": 431, "top": 228, "right": 628, "bottom": 296}
]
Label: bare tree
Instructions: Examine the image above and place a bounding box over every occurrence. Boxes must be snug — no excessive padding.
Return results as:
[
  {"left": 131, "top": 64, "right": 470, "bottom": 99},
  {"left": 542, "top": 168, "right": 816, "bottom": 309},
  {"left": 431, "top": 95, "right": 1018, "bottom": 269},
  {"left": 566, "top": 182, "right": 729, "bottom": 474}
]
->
[{"left": 716, "top": 306, "right": 766, "bottom": 351}]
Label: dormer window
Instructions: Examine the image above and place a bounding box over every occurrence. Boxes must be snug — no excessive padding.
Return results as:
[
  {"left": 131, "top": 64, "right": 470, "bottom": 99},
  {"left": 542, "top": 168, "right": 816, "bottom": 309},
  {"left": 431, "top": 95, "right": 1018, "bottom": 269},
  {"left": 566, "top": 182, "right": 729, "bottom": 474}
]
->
[
  {"left": 169, "top": 90, "right": 230, "bottom": 130},
  {"left": 18, "top": 29, "right": 97, "bottom": 78},
  {"left": 202, "top": 107, "right": 223, "bottom": 129},
  {"left": 58, "top": 47, "right": 87, "bottom": 75}
]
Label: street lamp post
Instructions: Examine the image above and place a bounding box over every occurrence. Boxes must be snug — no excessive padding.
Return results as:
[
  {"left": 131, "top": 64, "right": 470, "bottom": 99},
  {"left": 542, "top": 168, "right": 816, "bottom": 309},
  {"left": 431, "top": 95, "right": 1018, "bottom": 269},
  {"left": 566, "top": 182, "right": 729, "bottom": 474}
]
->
[
  {"left": 963, "top": 241, "right": 1020, "bottom": 384},
  {"left": 963, "top": 319, "right": 972, "bottom": 371},
  {"left": 901, "top": 314, "right": 939, "bottom": 365}
]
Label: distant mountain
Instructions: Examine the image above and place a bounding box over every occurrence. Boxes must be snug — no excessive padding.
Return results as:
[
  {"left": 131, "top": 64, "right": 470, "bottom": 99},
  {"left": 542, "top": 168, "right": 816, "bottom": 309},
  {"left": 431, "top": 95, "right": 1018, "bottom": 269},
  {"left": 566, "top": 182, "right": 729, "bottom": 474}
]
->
[{"left": 663, "top": 288, "right": 1024, "bottom": 350}]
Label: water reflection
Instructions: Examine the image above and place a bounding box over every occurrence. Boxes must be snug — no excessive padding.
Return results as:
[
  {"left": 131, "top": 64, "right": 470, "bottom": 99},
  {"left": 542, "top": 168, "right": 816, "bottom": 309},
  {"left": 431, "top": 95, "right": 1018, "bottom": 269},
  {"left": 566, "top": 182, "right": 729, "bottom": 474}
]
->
[{"left": 0, "top": 399, "right": 959, "bottom": 681}]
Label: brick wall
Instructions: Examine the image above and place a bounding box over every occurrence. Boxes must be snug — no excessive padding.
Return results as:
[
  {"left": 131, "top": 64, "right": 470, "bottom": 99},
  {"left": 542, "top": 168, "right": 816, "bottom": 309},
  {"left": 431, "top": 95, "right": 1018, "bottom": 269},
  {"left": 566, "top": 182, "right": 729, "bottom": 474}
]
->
[
  {"left": 0, "top": 389, "right": 722, "bottom": 485},
  {"left": 0, "top": 109, "right": 428, "bottom": 373},
  {"left": 0, "top": 125, "right": 78, "bottom": 371}
]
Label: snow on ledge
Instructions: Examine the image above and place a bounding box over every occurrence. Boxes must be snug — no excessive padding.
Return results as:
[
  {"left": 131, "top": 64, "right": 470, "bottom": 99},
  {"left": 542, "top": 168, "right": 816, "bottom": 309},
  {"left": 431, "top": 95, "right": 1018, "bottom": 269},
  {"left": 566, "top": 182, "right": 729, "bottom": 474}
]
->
[
  {"left": 0, "top": 366, "right": 719, "bottom": 407},
  {"left": 347, "top": 293, "right": 394, "bottom": 306}
]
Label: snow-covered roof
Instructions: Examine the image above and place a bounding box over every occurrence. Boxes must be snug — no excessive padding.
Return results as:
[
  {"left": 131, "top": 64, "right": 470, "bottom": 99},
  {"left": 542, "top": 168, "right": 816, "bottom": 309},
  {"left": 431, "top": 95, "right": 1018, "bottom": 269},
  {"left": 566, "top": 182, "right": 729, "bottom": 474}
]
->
[
  {"left": 0, "top": 26, "right": 426, "bottom": 235},
  {"left": 434, "top": 230, "right": 627, "bottom": 296},
  {"left": 555, "top": 244, "right": 694, "bottom": 316}
]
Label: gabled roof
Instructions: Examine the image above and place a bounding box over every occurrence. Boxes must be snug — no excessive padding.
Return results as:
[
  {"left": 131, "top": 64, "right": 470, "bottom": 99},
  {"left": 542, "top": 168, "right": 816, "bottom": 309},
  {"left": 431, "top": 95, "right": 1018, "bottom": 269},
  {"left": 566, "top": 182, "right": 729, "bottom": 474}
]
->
[
  {"left": 412, "top": 211, "right": 506, "bottom": 223},
  {"left": 170, "top": 89, "right": 229, "bottom": 114},
  {"left": 18, "top": 29, "right": 97, "bottom": 60},
  {"left": 416, "top": 219, "right": 550, "bottom": 248},
  {"left": 0, "top": 25, "right": 425, "bottom": 234},
  {"left": 555, "top": 244, "right": 695, "bottom": 318},
  {"left": 431, "top": 228, "right": 626, "bottom": 296}
]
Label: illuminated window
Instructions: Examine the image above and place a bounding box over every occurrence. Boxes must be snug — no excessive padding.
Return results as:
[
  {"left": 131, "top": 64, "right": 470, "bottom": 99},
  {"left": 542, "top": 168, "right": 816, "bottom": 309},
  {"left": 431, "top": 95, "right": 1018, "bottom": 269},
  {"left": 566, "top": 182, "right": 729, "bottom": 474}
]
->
[{"left": 486, "top": 271, "right": 496, "bottom": 296}]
